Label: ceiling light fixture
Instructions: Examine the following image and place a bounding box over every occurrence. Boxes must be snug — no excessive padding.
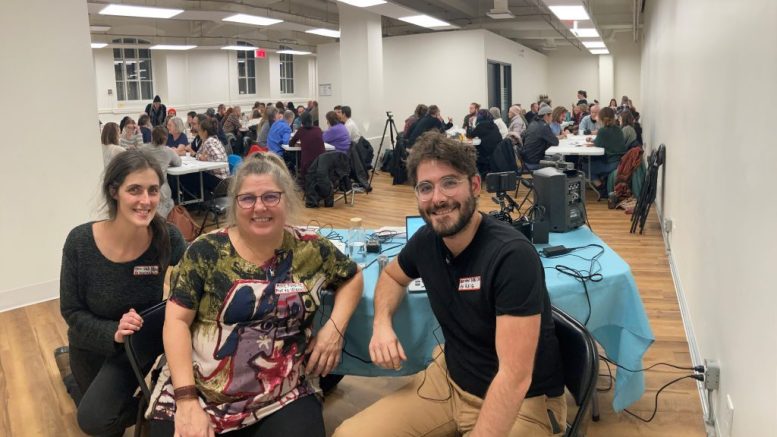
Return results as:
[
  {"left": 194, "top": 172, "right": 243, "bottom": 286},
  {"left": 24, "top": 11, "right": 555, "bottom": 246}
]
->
[
  {"left": 305, "top": 28, "right": 341, "bottom": 38},
  {"left": 91, "top": 43, "right": 108, "bottom": 48},
  {"left": 277, "top": 49, "right": 312, "bottom": 55},
  {"left": 571, "top": 28, "right": 599, "bottom": 38},
  {"left": 99, "top": 4, "right": 183, "bottom": 19},
  {"left": 222, "top": 45, "right": 258, "bottom": 51},
  {"left": 150, "top": 45, "right": 197, "bottom": 50},
  {"left": 337, "top": 0, "right": 386, "bottom": 7},
  {"left": 590, "top": 49, "right": 610, "bottom": 55},
  {"left": 90, "top": 25, "right": 111, "bottom": 33},
  {"left": 398, "top": 15, "right": 451, "bottom": 28},
  {"left": 223, "top": 13, "right": 283, "bottom": 26},
  {"left": 582, "top": 41, "right": 606, "bottom": 48},
  {"left": 548, "top": 5, "right": 590, "bottom": 21}
]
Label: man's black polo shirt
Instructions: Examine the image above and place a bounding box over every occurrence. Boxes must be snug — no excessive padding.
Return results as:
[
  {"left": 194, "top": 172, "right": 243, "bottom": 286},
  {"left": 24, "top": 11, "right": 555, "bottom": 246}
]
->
[{"left": 398, "top": 213, "right": 564, "bottom": 399}]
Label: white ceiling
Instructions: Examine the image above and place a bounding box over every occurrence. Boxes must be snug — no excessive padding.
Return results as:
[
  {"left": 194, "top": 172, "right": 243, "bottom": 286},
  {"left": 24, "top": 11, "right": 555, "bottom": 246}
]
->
[{"left": 88, "top": 0, "right": 642, "bottom": 53}]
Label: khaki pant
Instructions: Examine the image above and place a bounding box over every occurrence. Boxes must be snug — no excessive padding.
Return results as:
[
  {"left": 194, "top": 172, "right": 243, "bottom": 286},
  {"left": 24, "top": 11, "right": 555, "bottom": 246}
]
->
[{"left": 334, "top": 346, "right": 566, "bottom": 437}]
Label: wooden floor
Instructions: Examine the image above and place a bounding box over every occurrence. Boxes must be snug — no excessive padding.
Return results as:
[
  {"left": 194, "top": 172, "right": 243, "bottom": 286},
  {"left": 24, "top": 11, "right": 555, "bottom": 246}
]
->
[{"left": 0, "top": 171, "right": 706, "bottom": 436}]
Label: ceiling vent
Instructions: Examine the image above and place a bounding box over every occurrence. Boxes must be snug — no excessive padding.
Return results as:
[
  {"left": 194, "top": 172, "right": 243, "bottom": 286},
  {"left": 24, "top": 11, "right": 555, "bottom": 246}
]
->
[{"left": 486, "top": 0, "right": 514, "bottom": 19}]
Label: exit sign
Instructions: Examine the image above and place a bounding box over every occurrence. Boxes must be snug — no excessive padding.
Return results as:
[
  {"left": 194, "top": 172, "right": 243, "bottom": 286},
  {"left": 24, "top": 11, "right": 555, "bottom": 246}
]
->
[{"left": 255, "top": 49, "right": 267, "bottom": 58}]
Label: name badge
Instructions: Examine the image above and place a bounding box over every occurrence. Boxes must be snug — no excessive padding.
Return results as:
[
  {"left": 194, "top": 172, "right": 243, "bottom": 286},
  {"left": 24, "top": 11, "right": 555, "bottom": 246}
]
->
[
  {"left": 458, "top": 276, "right": 481, "bottom": 292},
  {"left": 275, "top": 282, "right": 307, "bottom": 294},
  {"left": 133, "top": 265, "right": 159, "bottom": 276}
]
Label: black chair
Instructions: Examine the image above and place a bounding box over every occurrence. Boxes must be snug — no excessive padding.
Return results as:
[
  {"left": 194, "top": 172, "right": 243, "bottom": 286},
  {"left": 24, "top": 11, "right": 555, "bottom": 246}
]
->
[
  {"left": 124, "top": 300, "right": 168, "bottom": 437},
  {"left": 552, "top": 306, "right": 599, "bottom": 437},
  {"left": 199, "top": 176, "right": 233, "bottom": 232}
]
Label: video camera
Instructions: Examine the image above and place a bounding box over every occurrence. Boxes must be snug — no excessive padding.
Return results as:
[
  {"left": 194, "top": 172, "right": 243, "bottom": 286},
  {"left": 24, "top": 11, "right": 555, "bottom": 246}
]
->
[
  {"left": 539, "top": 154, "right": 575, "bottom": 171},
  {"left": 485, "top": 172, "right": 548, "bottom": 243}
]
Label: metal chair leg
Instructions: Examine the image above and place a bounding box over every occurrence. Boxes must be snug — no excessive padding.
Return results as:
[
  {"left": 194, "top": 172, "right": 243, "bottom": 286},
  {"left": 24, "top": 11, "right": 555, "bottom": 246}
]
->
[{"left": 591, "top": 392, "right": 600, "bottom": 422}]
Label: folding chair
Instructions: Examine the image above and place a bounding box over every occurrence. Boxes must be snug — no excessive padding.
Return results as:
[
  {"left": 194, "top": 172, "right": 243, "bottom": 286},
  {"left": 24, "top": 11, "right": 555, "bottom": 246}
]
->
[
  {"left": 199, "top": 176, "right": 233, "bottom": 232},
  {"left": 552, "top": 306, "right": 600, "bottom": 437},
  {"left": 124, "top": 300, "right": 168, "bottom": 437}
]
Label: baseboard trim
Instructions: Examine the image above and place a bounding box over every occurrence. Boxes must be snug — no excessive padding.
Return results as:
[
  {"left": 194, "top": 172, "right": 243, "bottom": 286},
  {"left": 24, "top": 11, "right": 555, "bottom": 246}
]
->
[{"left": 0, "top": 279, "right": 59, "bottom": 313}]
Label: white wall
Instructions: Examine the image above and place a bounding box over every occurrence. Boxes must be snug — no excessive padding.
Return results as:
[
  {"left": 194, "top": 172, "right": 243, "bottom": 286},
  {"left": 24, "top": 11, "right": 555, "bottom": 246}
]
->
[
  {"left": 611, "top": 37, "right": 642, "bottom": 110},
  {"left": 547, "top": 46, "right": 600, "bottom": 107},
  {"left": 483, "top": 30, "right": 548, "bottom": 108},
  {"left": 641, "top": 1, "right": 777, "bottom": 436},
  {"left": 93, "top": 49, "right": 316, "bottom": 123},
  {"left": 0, "top": 0, "right": 102, "bottom": 311}
]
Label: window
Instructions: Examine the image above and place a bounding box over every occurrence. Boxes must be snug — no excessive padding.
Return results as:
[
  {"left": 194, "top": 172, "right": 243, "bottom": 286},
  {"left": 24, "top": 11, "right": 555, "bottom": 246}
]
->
[
  {"left": 279, "top": 46, "right": 294, "bottom": 94},
  {"left": 236, "top": 41, "right": 256, "bottom": 95},
  {"left": 112, "top": 38, "right": 153, "bottom": 101}
]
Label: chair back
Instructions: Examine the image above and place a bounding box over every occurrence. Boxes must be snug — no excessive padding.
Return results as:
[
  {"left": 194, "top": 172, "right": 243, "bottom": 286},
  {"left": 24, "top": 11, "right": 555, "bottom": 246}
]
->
[
  {"left": 228, "top": 154, "right": 243, "bottom": 175},
  {"left": 124, "top": 300, "right": 167, "bottom": 400},
  {"left": 551, "top": 306, "right": 598, "bottom": 436}
]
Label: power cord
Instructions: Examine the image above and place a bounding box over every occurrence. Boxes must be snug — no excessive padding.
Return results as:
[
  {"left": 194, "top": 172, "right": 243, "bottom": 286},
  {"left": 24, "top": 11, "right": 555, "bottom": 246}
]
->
[
  {"left": 315, "top": 288, "right": 372, "bottom": 364},
  {"left": 623, "top": 374, "right": 704, "bottom": 423},
  {"left": 416, "top": 325, "right": 453, "bottom": 402},
  {"left": 540, "top": 244, "right": 604, "bottom": 325},
  {"left": 599, "top": 355, "right": 704, "bottom": 373}
]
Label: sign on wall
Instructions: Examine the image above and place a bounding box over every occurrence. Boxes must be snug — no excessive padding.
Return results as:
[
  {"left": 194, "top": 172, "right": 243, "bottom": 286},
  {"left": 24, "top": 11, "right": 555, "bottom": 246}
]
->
[{"left": 319, "top": 83, "right": 332, "bottom": 96}]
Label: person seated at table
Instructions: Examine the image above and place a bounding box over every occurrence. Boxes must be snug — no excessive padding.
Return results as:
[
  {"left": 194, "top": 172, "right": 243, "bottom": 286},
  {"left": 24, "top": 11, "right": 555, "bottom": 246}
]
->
[
  {"left": 489, "top": 107, "right": 509, "bottom": 138},
  {"left": 406, "top": 105, "right": 453, "bottom": 147},
  {"left": 608, "top": 98, "right": 618, "bottom": 110},
  {"left": 192, "top": 117, "right": 229, "bottom": 192},
  {"left": 571, "top": 102, "right": 589, "bottom": 132},
  {"left": 617, "top": 95, "right": 631, "bottom": 114},
  {"left": 579, "top": 104, "right": 602, "bottom": 135},
  {"left": 549, "top": 106, "right": 568, "bottom": 138},
  {"left": 142, "top": 126, "right": 182, "bottom": 218},
  {"left": 521, "top": 105, "right": 558, "bottom": 170},
  {"left": 166, "top": 116, "right": 189, "bottom": 154},
  {"left": 584, "top": 107, "right": 626, "bottom": 196},
  {"left": 461, "top": 102, "right": 480, "bottom": 129},
  {"left": 308, "top": 100, "right": 319, "bottom": 126},
  {"left": 467, "top": 109, "right": 502, "bottom": 175},
  {"left": 101, "top": 122, "right": 124, "bottom": 168},
  {"left": 186, "top": 114, "right": 206, "bottom": 155},
  {"left": 165, "top": 108, "right": 177, "bottom": 127},
  {"left": 506, "top": 105, "right": 528, "bottom": 144},
  {"left": 58, "top": 149, "right": 186, "bottom": 436},
  {"left": 404, "top": 104, "right": 428, "bottom": 136},
  {"left": 334, "top": 131, "right": 565, "bottom": 437},
  {"left": 620, "top": 110, "right": 640, "bottom": 148},
  {"left": 293, "top": 105, "right": 306, "bottom": 131},
  {"left": 119, "top": 116, "right": 145, "bottom": 149},
  {"left": 257, "top": 106, "right": 277, "bottom": 148},
  {"left": 138, "top": 114, "right": 153, "bottom": 143},
  {"left": 145, "top": 152, "right": 363, "bottom": 437},
  {"left": 525, "top": 102, "right": 539, "bottom": 125},
  {"left": 322, "top": 110, "right": 351, "bottom": 154},
  {"left": 267, "top": 110, "right": 295, "bottom": 157},
  {"left": 215, "top": 104, "right": 226, "bottom": 125},
  {"left": 222, "top": 106, "right": 242, "bottom": 137},
  {"left": 245, "top": 109, "right": 262, "bottom": 129},
  {"left": 339, "top": 105, "right": 361, "bottom": 143},
  {"left": 289, "top": 111, "right": 325, "bottom": 184}
]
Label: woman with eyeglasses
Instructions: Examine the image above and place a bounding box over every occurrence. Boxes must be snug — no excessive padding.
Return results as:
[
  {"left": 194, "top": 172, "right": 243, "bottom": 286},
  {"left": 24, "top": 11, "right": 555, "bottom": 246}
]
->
[
  {"left": 146, "top": 153, "right": 364, "bottom": 437},
  {"left": 58, "top": 149, "right": 186, "bottom": 436}
]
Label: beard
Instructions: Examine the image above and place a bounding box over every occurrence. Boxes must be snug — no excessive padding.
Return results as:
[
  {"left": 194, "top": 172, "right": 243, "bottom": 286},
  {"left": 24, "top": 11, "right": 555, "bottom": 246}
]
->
[{"left": 419, "top": 191, "right": 478, "bottom": 238}]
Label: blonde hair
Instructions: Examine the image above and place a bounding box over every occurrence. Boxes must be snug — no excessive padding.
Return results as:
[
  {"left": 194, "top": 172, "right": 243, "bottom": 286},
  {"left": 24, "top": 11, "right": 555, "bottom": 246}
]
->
[
  {"left": 551, "top": 106, "right": 567, "bottom": 123},
  {"left": 226, "top": 153, "right": 302, "bottom": 226}
]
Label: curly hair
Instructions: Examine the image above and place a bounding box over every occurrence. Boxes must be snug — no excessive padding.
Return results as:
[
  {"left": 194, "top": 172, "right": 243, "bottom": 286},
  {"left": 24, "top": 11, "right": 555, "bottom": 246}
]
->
[{"left": 406, "top": 131, "right": 478, "bottom": 186}]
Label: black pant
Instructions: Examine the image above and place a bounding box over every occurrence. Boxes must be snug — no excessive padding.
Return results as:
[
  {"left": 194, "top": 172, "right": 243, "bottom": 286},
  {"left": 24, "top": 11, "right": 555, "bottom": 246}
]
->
[
  {"left": 149, "top": 394, "right": 325, "bottom": 437},
  {"left": 70, "top": 346, "right": 149, "bottom": 437}
]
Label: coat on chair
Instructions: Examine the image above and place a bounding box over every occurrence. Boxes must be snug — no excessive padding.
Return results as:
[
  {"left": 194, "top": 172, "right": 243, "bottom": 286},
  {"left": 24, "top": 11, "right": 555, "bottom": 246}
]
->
[{"left": 304, "top": 151, "right": 351, "bottom": 207}]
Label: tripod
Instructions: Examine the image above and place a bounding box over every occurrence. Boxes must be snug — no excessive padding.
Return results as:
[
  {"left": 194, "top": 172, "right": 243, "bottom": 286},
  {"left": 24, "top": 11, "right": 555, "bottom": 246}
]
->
[{"left": 370, "top": 111, "right": 398, "bottom": 188}]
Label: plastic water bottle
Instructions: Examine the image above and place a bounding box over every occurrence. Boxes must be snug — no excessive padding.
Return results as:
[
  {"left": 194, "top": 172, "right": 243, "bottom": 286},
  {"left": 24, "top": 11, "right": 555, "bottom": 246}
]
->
[{"left": 347, "top": 217, "right": 366, "bottom": 262}]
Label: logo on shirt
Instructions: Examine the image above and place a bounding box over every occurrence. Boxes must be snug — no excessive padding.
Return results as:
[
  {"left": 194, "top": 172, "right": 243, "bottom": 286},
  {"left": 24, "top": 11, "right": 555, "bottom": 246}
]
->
[
  {"left": 458, "top": 276, "right": 481, "bottom": 292},
  {"left": 133, "top": 265, "right": 159, "bottom": 276},
  {"left": 274, "top": 282, "right": 308, "bottom": 295}
]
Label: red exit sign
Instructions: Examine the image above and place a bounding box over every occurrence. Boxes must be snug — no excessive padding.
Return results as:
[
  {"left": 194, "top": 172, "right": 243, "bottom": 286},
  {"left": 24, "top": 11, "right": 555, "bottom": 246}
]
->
[{"left": 255, "top": 49, "right": 267, "bottom": 59}]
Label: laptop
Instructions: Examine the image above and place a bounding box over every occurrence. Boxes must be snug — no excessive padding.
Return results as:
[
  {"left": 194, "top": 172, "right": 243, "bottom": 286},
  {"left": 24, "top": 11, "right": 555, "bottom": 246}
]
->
[{"left": 405, "top": 216, "right": 427, "bottom": 293}]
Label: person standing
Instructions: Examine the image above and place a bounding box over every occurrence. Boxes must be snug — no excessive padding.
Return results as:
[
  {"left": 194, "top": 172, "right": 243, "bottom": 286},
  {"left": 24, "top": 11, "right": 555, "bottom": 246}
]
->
[{"left": 145, "top": 95, "right": 167, "bottom": 127}]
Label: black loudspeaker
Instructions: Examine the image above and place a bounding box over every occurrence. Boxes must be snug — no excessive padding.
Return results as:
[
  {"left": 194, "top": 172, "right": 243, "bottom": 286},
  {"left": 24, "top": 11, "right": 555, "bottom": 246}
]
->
[{"left": 532, "top": 167, "right": 586, "bottom": 232}]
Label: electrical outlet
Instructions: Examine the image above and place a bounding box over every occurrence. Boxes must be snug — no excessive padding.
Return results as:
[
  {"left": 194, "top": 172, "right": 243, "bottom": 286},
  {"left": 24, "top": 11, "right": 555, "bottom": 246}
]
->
[
  {"left": 664, "top": 218, "right": 673, "bottom": 232},
  {"left": 704, "top": 359, "right": 720, "bottom": 391}
]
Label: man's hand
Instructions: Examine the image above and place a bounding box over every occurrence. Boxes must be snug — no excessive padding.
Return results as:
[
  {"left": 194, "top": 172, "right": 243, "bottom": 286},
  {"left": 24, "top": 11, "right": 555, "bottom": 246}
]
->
[{"left": 369, "top": 324, "right": 407, "bottom": 370}]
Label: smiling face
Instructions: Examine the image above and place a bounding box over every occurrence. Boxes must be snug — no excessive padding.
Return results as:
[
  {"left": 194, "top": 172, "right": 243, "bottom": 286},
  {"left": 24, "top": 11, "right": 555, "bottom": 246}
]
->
[
  {"left": 234, "top": 174, "right": 287, "bottom": 241},
  {"left": 166, "top": 119, "right": 177, "bottom": 135},
  {"left": 113, "top": 168, "right": 161, "bottom": 227},
  {"left": 415, "top": 160, "right": 480, "bottom": 238}
]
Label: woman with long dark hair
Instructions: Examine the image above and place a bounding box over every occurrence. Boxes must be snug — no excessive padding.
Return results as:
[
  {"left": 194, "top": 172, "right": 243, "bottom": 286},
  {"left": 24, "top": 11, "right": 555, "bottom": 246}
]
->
[
  {"left": 101, "top": 122, "right": 124, "bottom": 167},
  {"left": 58, "top": 149, "right": 186, "bottom": 436},
  {"left": 289, "top": 111, "right": 325, "bottom": 183}
]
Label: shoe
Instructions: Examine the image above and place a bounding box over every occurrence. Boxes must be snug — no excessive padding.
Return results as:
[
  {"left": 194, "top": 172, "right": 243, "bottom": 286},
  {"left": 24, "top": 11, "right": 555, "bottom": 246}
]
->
[
  {"left": 608, "top": 192, "right": 618, "bottom": 209},
  {"left": 324, "top": 198, "right": 334, "bottom": 208},
  {"left": 54, "top": 346, "right": 71, "bottom": 378}
]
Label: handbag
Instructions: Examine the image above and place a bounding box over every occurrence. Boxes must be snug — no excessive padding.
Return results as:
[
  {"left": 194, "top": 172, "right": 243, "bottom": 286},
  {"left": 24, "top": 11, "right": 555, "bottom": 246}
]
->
[{"left": 166, "top": 205, "right": 201, "bottom": 242}]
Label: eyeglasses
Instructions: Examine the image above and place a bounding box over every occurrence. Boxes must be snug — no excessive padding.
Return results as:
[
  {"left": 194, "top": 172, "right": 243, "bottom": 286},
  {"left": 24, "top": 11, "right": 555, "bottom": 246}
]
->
[
  {"left": 235, "top": 191, "right": 283, "bottom": 209},
  {"left": 414, "top": 177, "right": 465, "bottom": 201}
]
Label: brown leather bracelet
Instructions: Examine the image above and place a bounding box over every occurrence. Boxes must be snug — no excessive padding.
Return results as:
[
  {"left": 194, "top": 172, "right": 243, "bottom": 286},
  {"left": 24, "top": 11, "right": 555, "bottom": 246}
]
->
[{"left": 173, "top": 385, "right": 198, "bottom": 401}]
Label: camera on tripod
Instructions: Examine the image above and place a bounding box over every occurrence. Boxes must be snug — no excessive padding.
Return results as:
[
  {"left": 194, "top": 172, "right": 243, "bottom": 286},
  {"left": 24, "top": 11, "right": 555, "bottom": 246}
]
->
[
  {"left": 386, "top": 111, "right": 393, "bottom": 119},
  {"left": 485, "top": 172, "right": 548, "bottom": 243}
]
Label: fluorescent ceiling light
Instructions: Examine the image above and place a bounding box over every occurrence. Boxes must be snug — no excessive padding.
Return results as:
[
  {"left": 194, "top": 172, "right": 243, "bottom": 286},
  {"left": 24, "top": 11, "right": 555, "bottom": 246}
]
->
[
  {"left": 548, "top": 5, "right": 589, "bottom": 21},
  {"left": 91, "top": 43, "right": 108, "bottom": 48},
  {"left": 398, "top": 15, "right": 451, "bottom": 28},
  {"left": 150, "top": 44, "right": 197, "bottom": 50},
  {"left": 337, "top": 0, "right": 386, "bottom": 7},
  {"left": 277, "top": 50, "right": 312, "bottom": 55},
  {"left": 99, "top": 4, "right": 183, "bottom": 19},
  {"left": 223, "top": 13, "right": 282, "bottom": 26},
  {"left": 90, "top": 25, "right": 111, "bottom": 33},
  {"left": 582, "top": 41, "right": 606, "bottom": 48},
  {"left": 571, "top": 28, "right": 599, "bottom": 38},
  {"left": 590, "top": 49, "right": 609, "bottom": 55},
  {"left": 305, "top": 28, "right": 341, "bottom": 38},
  {"left": 221, "top": 45, "right": 258, "bottom": 51}
]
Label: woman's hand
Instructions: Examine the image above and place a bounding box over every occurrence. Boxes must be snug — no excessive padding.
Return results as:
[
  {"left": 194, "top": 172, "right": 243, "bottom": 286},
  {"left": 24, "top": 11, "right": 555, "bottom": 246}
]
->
[
  {"left": 114, "top": 308, "right": 143, "bottom": 343},
  {"left": 174, "top": 399, "right": 214, "bottom": 437},
  {"left": 305, "top": 320, "right": 344, "bottom": 377}
]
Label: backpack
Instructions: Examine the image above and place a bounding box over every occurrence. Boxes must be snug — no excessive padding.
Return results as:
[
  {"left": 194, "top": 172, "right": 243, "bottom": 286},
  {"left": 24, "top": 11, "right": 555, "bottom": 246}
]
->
[{"left": 167, "top": 205, "right": 201, "bottom": 242}]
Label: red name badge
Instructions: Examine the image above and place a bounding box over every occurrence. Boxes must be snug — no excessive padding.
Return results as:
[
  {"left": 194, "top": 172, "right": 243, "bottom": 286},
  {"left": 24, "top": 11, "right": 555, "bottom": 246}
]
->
[
  {"left": 133, "top": 265, "right": 159, "bottom": 276},
  {"left": 458, "top": 276, "right": 481, "bottom": 292},
  {"left": 275, "top": 282, "right": 307, "bottom": 294}
]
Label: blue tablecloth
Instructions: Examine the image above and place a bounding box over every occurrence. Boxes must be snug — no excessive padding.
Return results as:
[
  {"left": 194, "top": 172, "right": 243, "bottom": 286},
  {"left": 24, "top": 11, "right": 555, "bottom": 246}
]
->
[{"left": 316, "top": 226, "right": 654, "bottom": 411}]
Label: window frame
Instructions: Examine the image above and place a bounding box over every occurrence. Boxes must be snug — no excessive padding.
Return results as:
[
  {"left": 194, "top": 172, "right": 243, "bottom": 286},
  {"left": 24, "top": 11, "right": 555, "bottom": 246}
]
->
[
  {"left": 279, "top": 46, "right": 294, "bottom": 95},
  {"left": 236, "top": 41, "right": 257, "bottom": 95},
  {"left": 112, "top": 38, "right": 154, "bottom": 102}
]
